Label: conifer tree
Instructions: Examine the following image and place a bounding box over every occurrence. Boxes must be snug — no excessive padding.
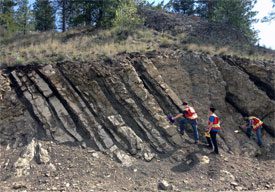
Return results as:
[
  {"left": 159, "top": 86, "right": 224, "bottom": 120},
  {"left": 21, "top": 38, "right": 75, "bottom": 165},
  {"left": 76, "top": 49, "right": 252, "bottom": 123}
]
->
[
  {"left": 0, "top": 0, "right": 17, "bottom": 37},
  {"left": 171, "top": 0, "right": 195, "bottom": 15},
  {"left": 211, "top": 0, "right": 258, "bottom": 42},
  {"left": 54, "top": 0, "right": 68, "bottom": 32},
  {"left": 33, "top": 0, "right": 55, "bottom": 31},
  {"left": 15, "top": 0, "right": 33, "bottom": 34}
]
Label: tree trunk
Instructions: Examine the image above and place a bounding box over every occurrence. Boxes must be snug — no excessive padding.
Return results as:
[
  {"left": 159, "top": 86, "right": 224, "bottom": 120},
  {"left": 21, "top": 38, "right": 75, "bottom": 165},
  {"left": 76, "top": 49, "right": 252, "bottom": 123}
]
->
[{"left": 62, "top": 0, "right": 67, "bottom": 32}]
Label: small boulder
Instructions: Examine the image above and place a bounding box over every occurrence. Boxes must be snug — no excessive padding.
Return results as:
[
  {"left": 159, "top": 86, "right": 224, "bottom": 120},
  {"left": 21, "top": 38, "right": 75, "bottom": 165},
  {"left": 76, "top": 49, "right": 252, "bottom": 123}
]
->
[
  {"left": 12, "top": 182, "right": 27, "bottom": 190},
  {"left": 47, "top": 163, "right": 56, "bottom": 171},
  {"left": 144, "top": 152, "right": 155, "bottom": 162},
  {"left": 114, "top": 150, "right": 133, "bottom": 167},
  {"left": 199, "top": 155, "right": 210, "bottom": 164},
  {"left": 92, "top": 152, "right": 99, "bottom": 158},
  {"left": 158, "top": 180, "right": 173, "bottom": 191},
  {"left": 230, "top": 181, "right": 238, "bottom": 186}
]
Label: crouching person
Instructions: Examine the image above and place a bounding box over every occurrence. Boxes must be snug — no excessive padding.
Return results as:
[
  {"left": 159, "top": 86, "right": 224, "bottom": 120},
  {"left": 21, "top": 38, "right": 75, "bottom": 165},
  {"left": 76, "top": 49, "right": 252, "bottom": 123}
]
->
[
  {"left": 242, "top": 116, "right": 264, "bottom": 147},
  {"left": 172, "top": 102, "right": 199, "bottom": 144}
]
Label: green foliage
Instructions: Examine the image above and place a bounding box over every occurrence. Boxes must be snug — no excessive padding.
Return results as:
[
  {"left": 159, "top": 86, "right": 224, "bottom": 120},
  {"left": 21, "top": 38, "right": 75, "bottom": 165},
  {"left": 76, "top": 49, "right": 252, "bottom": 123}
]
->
[
  {"left": 114, "top": 0, "right": 144, "bottom": 30},
  {"left": 64, "top": 0, "right": 118, "bottom": 28},
  {"left": 65, "top": 0, "right": 143, "bottom": 30},
  {"left": 0, "top": 0, "right": 17, "bottom": 38},
  {"left": 66, "top": 0, "right": 95, "bottom": 27},
  {"left": 170, "top": 0, "right": 216, "bottom": 18},
  {"left": 211, "top": 0, "right": 258, "bottom": 43},
  {"left": 170, "top": 0, "right": 258, "bottom": 43},
  {"left": 33, "top": 0, "right": 55, "bottom": 31},
  {"left": 96, "top": 0, "right": 121, "bottom": 28},
  {"left": 170, "top": 0, "right": 195, "bottom": 15},
  {"left": 15, "top": 0, "right": 34, "bottom": 34}
]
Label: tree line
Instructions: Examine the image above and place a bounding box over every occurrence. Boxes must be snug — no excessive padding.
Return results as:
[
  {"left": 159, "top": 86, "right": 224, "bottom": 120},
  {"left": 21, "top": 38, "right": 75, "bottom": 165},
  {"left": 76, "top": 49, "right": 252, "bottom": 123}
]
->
[
  {"left": 0, "top": 0, "right": 274, "bottom": 43},
  {"left": 0, "top": 0, "right": 142, "bottom": 37}
]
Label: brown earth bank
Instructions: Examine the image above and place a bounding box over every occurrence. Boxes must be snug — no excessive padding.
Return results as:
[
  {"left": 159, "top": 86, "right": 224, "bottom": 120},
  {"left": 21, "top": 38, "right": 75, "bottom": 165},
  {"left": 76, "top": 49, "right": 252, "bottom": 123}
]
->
[{"left": 0, "top": 50, "right": 274, "bottom": 191}]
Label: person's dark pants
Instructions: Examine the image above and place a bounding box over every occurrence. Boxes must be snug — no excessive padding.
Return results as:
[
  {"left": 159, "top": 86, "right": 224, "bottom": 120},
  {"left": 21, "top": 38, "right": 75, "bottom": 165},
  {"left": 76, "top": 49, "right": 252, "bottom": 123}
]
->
[
  {"left": 206, "top": 136, "right": 213, "bottom": 148},
  {"left": 210, "top": 130, "right": 219, "bottom": 154},
  {"left": 256, "top": 126, "right": 263, "bottom": 146},
  {"left": 179, "top": 118, "right": 199, "bottom": 142},
  {"left": 246, "top": 126, "right": 263, "bottom": 146},
  {"left": 246, "top": 126, "right": 252, "bottom": 138}
]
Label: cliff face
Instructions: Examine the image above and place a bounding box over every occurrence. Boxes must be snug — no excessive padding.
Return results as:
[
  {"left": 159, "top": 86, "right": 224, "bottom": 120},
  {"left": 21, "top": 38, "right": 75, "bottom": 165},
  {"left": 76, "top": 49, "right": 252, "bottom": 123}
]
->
[
  {"left": 1, "top": 50, "right": 275, "bottom": 191},
  {"left": 1, "top": 51, "right": 274, "bottom": 157}
]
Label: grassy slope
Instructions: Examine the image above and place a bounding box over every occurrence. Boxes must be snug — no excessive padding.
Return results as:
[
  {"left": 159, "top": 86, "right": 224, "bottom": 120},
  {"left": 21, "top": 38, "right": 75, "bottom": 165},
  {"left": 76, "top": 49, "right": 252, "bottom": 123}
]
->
[{"left": 1, "top": 12, "right": 275, "bottom": 67}]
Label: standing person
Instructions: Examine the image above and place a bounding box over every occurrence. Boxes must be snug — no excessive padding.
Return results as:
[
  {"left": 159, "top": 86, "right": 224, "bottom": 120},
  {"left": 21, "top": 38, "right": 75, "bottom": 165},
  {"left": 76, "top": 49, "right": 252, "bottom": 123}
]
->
[
  {"left": 207, "top": 107, "right": 221, "bottom": 155},
  {"left": 242, "top": 116, "right": 264, "bottom": 147},
  {"left": 172, "top": 101, "right": 199, "bottom": 144}
]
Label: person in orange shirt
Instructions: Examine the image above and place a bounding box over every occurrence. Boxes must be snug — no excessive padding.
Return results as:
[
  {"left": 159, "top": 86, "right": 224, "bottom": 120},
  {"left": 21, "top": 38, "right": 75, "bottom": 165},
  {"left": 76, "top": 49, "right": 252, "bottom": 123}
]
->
[{"left": 172, "top": 102, "right": 199, "bottom": 144}]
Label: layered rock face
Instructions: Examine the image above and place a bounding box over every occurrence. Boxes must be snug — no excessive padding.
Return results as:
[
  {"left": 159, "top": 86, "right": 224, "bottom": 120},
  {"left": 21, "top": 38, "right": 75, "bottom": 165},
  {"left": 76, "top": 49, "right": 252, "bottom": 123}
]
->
[{"left": 0, "top": 51, "right": 274, "bottom": 159}]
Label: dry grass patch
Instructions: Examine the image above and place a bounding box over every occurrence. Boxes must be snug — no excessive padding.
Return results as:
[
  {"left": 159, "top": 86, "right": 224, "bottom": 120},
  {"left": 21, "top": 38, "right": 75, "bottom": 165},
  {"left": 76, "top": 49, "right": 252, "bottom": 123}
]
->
[
  {"left": 184, "top": 43, "right": 275, "bottom": 61},
  {"left": 1, "top": 27, "right": 273, "bottom": 66},
  {"left": 0, "top": 28, "right": 159, "bottom": 66}
]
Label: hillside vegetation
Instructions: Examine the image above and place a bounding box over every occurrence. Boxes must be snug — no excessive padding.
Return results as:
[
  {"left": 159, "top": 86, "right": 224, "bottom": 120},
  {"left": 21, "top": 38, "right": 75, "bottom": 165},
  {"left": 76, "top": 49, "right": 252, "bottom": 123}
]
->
[
  {"left": 0, "top": 6, "right": 275, "bottom": 192},
  {"left": 1, "top": 9, "right": 274, "bottom": 68}
]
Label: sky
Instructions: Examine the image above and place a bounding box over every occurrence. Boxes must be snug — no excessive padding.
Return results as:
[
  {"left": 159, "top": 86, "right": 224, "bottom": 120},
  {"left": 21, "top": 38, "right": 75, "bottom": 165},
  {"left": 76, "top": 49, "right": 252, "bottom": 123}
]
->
[{"left": 148, "top": 0, "right": 275, "bottom": 50}]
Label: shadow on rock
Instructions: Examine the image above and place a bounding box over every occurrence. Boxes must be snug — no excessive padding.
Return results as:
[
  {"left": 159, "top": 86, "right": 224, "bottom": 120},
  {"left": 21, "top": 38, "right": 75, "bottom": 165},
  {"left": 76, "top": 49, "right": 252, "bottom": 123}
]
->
[
  {"left": 171, "top": 152, "right": 199, "bottom": 173},
  {"left": 256, "top": 143, "right": 275, "bottom": 161}
]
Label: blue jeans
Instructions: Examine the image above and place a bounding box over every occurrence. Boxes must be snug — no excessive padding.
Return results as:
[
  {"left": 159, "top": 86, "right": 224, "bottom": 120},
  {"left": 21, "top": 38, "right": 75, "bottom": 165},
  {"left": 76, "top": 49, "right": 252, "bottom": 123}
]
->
[
  {"left": 256, "top": 126, "right": 263, "bottom": 146},
  {"left": 210, "top": 130, "right": 219, "bottom": 154},
  {"left": 179, "top": 118, "right": 199, "bottom": 141},
  {"left": 246, "top": 126, "right": 263, "bottom": 146}
]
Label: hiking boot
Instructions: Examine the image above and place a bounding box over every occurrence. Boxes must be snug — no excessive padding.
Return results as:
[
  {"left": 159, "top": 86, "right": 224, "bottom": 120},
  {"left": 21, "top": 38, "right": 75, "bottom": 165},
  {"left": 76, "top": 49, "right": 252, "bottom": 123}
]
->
[
  {"left": 209, "top": 151, "right": 219, "bottom": 155},
  {"left": 194, "top": 140, "right": 200, "bottom": 144}
]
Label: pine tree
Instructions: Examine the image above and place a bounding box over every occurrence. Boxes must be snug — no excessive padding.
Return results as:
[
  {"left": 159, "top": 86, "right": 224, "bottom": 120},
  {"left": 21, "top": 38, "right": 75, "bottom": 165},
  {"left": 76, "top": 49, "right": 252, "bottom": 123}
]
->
[
  {"left": 65, "top": 0, "right": 117, "bottom": 28},
  {"left": 195, "top": 0, "right": 217, "bottom": 19},
  {"left": 54, "top": 0, "right": 68, "bottom": 32},
  {"left": 170, "top": 0, "right": 195, "bottom": 15},
  {"left": 33, "top": 0, "right": 55, "bottom": 31},
  {"left": 96, "top": 0, "right": 122, "bottom": 28},
  {"left": 211, "top": 0, "right": 258, "bottom": 42},
  {"left": 15, "top": 0, "right": 33, "bottom": 34},
  {"left": 66, "top": 0, "right": 97, "bottom": 27},
  {"left": 0, "top": 0, "right": 17, "bottom": 37},
  {"left": 113, "top": 0, "right": 143, "bottom": 30}
]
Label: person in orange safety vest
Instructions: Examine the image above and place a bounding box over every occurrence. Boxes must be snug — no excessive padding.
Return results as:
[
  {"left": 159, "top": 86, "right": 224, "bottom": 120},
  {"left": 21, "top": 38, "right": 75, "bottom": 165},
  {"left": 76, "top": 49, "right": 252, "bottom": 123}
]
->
[
  {"left": 206, "top": 107, "right": 221, "bottom": 155},
  {"left": 243, "top": 116, "right": 264, "bottom": 147},
  {"left": 172, "top": 102, "right": 199, "bottom": 144}
]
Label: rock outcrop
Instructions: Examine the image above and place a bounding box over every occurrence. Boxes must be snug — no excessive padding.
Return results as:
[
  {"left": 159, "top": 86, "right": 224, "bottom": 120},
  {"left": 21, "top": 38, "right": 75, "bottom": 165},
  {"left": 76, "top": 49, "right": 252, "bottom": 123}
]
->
[{"left": 0, "top": 51, "right": 274, "bottom": 161}]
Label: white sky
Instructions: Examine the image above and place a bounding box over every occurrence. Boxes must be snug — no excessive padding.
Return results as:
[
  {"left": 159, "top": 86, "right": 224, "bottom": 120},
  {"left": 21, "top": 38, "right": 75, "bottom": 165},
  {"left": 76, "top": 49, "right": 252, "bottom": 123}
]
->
[
  {"left": 253, "top": 0, "right": 275, "bottom": 50},
  {"left": 149, "top": 0, "right": 275, "bottom": 50}
]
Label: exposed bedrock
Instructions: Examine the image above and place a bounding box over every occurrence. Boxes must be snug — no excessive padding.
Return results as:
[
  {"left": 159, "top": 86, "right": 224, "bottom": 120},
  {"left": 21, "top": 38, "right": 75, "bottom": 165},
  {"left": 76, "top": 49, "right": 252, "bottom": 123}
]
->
[{"left": 0, "top": 51, "right": 274, "bottom": 159}]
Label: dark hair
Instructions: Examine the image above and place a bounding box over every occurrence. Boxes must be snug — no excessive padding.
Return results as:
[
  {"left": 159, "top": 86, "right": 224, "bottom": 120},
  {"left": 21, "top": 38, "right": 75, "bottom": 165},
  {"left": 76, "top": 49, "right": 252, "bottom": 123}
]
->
[
  {"left": 182, "top": 102, "right": 188, "bottom": 105},
  {"left": 210, "top": 107, "right": 216, "bottom": 113}
]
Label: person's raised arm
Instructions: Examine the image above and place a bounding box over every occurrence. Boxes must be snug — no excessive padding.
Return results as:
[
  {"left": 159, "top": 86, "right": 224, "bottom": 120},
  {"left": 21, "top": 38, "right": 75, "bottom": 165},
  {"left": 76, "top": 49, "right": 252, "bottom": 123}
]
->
[{"left": 173, "top": 113, "right": 183, "bottom": 120}]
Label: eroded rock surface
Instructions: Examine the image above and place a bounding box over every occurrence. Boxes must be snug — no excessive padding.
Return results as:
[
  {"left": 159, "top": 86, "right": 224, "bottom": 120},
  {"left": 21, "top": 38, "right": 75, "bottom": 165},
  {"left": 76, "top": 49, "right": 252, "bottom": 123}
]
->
[
  {"left": 0, "top": 51, "right": 274, "bottom": 191},
  {"left": 1, "top": 51, "right": 274, "bottom": 158}
]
